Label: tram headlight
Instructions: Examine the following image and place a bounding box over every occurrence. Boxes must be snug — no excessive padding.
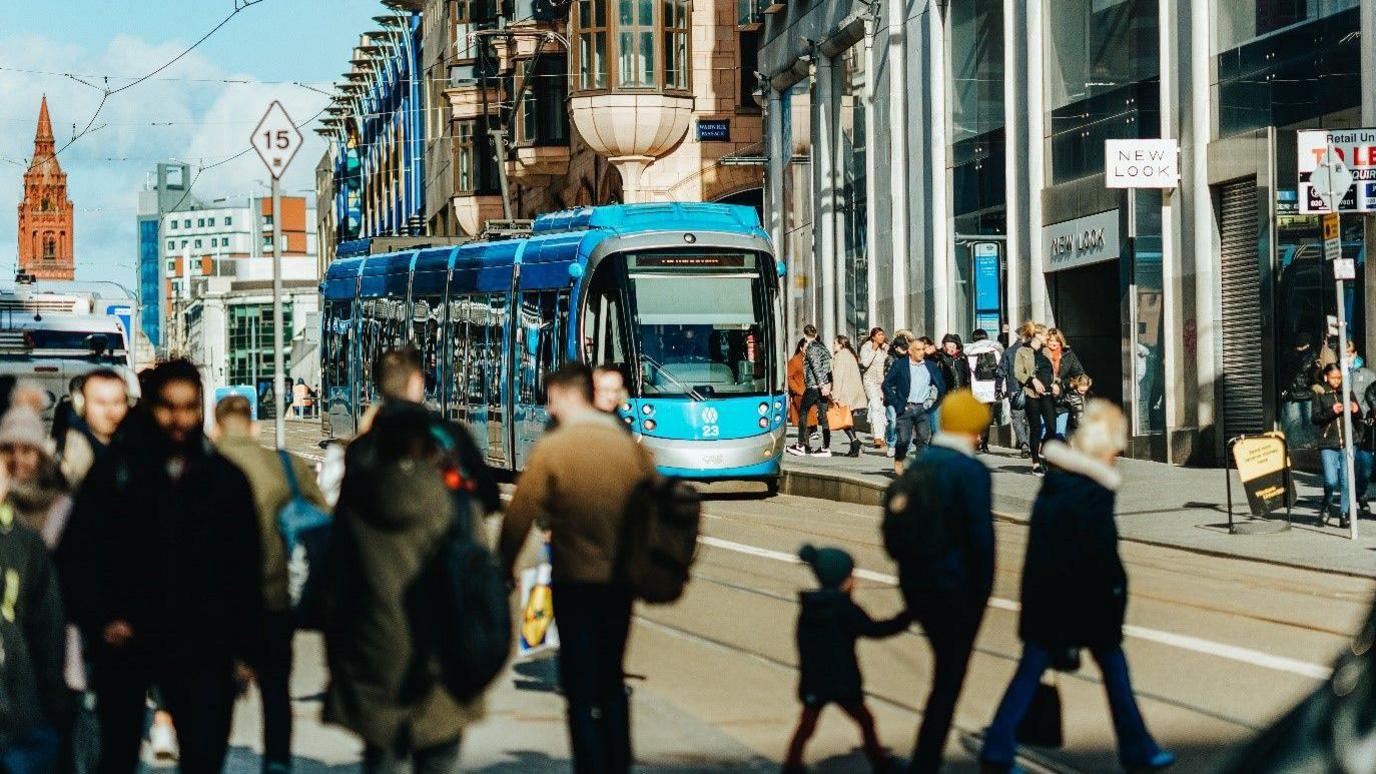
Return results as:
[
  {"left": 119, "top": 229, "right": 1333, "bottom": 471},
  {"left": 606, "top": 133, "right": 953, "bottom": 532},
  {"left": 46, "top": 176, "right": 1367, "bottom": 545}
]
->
[
  {"left": 758, "top": 417, "right": 769, "bottom": 428},
  {"left": 641, "top": 403, "right": 654, "bottom": 415},
  {"left": 643, "top": 418, "right": 657, "bottom": 431},
  {"left": 773, "top": 400, "right": 783, "bottom": 411},
  {"left": 758, "top": 402, "right": 769, "bottom": 415}
]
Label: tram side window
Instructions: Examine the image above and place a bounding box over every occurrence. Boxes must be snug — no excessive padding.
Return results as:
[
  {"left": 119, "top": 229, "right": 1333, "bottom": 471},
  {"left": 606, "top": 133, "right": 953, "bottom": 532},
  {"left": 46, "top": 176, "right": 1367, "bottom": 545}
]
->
[
  {"left": 488, "top": 294, "right": 509, "bottom": 420},
  {"left": 518, "top": 291, "right": 564, "bottom": 404},
  {"left": 448, "top": 298, "right": 470, "bottom": 422},
  {"left": 323, "top": 299, "right": 352, "bottom": 395},
  {"left": 413, "top": 298, "right": 443, "bottom": 404},
  {"left": 359, "top": 299, "right": 380, "bottom": 404},
  {"left": 467, "top": 297, "right": 488, "bottom": 408}
]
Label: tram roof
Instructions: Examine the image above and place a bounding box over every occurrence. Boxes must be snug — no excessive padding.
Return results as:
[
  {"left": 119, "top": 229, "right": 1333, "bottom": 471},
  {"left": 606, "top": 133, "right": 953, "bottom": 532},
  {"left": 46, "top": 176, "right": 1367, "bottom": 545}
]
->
[
  {"left": 322, "top": 203, "right": 765, "bottom": 298},
  {"left": 530, "top": 203, "right": 762, "bottom": 237}
]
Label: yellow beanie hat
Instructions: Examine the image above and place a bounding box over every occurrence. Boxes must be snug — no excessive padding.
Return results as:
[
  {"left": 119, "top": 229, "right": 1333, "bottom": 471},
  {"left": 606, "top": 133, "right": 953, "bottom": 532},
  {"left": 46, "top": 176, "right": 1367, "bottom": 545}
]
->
[{"left": 940, "top": 389, "right": 992, "bottom": 436}]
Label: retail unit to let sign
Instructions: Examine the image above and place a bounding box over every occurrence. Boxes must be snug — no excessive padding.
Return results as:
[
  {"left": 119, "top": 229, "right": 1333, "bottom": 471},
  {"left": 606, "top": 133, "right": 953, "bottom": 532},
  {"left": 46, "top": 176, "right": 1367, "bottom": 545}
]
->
[
  {"left": 1104, "top": 139, "right": 1179, "bottom": 188},
  {"left": 1297, "top": 128, "right": 1376, "bottom": 213}
]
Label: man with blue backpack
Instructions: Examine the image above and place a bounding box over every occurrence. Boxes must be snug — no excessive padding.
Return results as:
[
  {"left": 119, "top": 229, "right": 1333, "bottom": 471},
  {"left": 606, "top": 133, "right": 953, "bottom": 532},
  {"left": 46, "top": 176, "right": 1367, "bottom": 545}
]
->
[{"left": 213, "top": 395, "right": 327, "bottom": 774}]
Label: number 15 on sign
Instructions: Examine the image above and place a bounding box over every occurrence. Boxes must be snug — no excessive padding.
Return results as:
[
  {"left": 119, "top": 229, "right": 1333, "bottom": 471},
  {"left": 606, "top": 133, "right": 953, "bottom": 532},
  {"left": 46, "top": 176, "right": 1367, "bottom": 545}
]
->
[{"left": 250, "top": 101, "right": 303, "bottom": 180}]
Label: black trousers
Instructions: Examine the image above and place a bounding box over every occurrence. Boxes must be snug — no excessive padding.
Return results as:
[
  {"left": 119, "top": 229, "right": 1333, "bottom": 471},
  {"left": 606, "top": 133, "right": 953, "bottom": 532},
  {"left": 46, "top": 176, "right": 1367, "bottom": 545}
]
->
[
  {"left": 1025, "top": 395, "right": 1059, "bottom": 464},
  {"left": 260, "top": 611, "right": 295, "bottom": 771},
  {"left": 93, "top": 646, "right": 237, "bottom": 774},
  {"left": 908, "top": 594, "right": 985, "bottom": 774},
  {"left": 798, "top": 388, "right": 830, "bottom": 449},
  {"left": 555, "top": 582, "right": 634, "bottom": 774},
  {"left": 362, "top": 739, "right": 460, "bottom": 774}
]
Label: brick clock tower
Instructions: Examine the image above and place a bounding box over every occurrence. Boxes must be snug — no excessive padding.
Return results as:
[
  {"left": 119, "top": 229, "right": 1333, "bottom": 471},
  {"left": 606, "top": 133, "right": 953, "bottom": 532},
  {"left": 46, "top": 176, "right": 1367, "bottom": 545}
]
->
[{"left": 17, "top": 96, "right": 75, "bottom": 281}]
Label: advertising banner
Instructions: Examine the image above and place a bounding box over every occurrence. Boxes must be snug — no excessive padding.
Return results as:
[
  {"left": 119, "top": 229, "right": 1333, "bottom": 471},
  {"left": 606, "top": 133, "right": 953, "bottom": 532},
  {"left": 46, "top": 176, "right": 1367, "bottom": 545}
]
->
[
  {"left": 1298, "top": 128, "right": 1376, "bottom": 214},
  {"left": 1230, "top": 434, "right": 1295, "bottom": 517}
]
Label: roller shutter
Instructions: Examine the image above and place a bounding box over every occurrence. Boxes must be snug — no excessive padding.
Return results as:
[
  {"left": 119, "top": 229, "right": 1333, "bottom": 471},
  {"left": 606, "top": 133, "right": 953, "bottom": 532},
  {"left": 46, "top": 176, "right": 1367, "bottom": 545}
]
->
[{"left": 1217, "top": 177, "right": 1265, "bottom": 438}]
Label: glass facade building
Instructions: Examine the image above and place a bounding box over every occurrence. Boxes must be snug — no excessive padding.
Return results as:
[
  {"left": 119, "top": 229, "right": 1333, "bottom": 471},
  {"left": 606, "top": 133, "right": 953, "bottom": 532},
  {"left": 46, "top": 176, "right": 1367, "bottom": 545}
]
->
[{"left": 760, "top": 0, "right": 1376, "bottom": 463}]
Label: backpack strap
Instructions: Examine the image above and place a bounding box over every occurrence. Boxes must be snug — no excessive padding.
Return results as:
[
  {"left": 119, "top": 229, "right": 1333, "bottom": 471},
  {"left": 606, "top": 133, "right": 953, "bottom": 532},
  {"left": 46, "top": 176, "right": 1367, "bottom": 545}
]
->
[{"left": 277, "top": 449, "right": 302, "bottom": 499}]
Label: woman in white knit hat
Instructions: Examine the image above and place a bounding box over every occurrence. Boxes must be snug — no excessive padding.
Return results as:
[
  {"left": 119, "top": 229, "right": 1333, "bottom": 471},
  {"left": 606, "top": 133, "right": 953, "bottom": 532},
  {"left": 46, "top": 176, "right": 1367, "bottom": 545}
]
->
[{"left": 0, "top": 406, "right": 71, "bottom": 542}]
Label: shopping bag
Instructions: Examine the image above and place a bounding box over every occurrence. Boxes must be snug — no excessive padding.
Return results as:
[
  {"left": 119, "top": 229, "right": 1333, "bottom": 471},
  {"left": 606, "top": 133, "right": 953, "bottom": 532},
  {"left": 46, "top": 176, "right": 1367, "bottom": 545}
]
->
[
  {"left": 1015, "top": 680, "right": 1064, "bottom": 748},
  {"left": 517, "top": 554, "right": 559, "bottom": 658},
  {"left": 827, "top": 401, "right": 855, "bottom": 430}
]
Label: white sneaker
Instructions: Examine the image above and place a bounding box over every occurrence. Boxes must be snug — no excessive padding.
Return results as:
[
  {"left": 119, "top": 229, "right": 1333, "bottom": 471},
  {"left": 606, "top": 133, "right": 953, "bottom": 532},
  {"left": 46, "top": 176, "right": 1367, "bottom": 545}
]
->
[
  {"left": 149, "top": 722, "right": 179, "bottom": 762},
  {"left": 809, "top": 449, "right": 833, "bottom": 458},
  {"left": 785, "top": 445, "right": 808, "bottom": 456},
  {"left": 885, "top": 446, "right": 896, "bottom": 458}
]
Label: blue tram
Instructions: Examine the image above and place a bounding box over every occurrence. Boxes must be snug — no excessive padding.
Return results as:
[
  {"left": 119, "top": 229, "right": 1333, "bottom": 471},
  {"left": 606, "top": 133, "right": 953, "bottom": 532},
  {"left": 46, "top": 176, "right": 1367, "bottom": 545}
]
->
[{"left": 321, "top": 203, "right": 787, "bottom": 489}]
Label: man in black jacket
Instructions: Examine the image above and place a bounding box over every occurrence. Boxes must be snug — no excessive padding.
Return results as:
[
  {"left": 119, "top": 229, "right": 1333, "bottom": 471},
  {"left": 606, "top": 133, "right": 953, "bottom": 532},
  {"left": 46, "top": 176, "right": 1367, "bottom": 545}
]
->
[{"left": 56, "top": 360, "right": 263, "bottom": 774}]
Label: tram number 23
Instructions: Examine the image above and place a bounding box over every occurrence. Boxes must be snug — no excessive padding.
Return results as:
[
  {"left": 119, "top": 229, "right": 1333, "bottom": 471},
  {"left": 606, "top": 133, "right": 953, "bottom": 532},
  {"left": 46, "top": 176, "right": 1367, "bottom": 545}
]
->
[{"left": 701, "top": 407, "right": 720, "bottom": 438}]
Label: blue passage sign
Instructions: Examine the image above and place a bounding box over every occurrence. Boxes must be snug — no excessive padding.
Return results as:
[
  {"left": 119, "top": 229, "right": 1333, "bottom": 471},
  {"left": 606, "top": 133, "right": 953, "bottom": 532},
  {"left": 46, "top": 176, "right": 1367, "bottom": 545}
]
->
[{"left": 697, "top": 119, "right": 730, "bottom": 142}]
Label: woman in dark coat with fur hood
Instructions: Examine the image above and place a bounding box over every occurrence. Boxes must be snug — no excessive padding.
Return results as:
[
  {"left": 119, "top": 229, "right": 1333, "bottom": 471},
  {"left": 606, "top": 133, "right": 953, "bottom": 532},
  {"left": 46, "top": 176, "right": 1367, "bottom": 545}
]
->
[{"left": 980, "top": 400, "right": 1175, "bottom": 773}]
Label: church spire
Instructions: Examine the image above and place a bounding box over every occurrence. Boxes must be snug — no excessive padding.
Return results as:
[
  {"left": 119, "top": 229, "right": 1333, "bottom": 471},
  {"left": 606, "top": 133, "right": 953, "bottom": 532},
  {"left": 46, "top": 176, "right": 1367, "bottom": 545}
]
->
[{"left": 33, "top": 95, "right": 55, "bottom": 159}]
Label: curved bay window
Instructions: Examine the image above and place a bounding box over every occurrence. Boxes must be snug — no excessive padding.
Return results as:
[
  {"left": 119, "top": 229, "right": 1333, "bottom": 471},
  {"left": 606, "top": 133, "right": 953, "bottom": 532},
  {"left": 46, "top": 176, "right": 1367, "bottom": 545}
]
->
[{"left": 573, "top": 0, "right": 690, "bottom": 92}]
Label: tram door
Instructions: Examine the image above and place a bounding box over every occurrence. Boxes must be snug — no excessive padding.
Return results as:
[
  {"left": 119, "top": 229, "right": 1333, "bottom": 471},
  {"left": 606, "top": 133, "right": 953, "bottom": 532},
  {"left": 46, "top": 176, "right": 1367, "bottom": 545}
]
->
[{"left": 485, "top": 293, "right": 510, "bottom": 467}]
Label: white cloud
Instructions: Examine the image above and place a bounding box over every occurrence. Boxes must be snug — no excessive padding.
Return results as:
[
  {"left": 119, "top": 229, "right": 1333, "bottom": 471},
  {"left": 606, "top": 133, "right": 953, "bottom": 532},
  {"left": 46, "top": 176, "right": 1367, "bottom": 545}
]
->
[{"left": 0, "top": 32, "right": 330, "bottom": 288}]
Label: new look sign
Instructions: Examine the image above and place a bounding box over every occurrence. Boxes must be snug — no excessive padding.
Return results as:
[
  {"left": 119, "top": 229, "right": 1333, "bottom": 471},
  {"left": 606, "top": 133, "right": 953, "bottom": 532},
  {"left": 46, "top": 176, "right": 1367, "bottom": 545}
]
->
[{"left": 1105, "top": 139, "right": 1179, "bottom": 188}]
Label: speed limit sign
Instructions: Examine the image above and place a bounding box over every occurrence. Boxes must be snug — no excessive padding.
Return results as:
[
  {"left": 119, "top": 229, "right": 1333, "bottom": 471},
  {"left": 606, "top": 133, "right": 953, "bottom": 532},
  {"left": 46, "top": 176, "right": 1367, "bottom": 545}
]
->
[{"left": 250, "top": 101, "right": 303, "bottom": 179}]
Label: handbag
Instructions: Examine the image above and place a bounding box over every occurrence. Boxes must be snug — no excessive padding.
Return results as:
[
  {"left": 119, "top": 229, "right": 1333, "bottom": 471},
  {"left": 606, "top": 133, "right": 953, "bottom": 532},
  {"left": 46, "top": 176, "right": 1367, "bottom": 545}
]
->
[
  {"left": 1015, "top": 679, "right": 1064, "bottom": 749},
  {"left": 826, "top": 401, "right": 854, "bottom": 430}
]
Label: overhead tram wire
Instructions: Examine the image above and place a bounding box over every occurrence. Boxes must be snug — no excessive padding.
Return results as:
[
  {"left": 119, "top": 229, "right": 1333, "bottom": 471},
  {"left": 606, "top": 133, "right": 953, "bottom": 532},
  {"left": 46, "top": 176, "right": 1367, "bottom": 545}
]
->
[{"left": 41, "top": 0, "right": 270, "bottom": 163}]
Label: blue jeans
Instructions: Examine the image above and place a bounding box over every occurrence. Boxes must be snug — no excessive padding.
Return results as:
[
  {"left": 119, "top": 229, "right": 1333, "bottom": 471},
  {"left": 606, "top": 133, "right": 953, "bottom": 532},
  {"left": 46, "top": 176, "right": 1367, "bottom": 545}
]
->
[
  {"left": 2, "top": 725, "right": 60, "bottom": 774},
  {"left": 981, "top": 642, "right": 1161, "bottom": 769},
  {"left": 885, "top": 405, "right": 898, "bottom": 446},
  {"left": 1055, "top": 411, "right": 1069, "bottom": 438},
  {"left": 1320, "top": 447, "right": 1373, "bottom": 514},
  {"left": 893, "top": 403, "right": 932, "bottom": 463}
]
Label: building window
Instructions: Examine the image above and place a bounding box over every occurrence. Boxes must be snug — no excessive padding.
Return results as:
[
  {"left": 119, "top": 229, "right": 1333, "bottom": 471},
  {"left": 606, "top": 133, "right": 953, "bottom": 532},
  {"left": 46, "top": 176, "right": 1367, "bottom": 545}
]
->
[
  {"left": 617, "top": 0, "right": 655, "bottom": 86},
  {"left": 573, "top": 0, "right": 689, "bottom": 92},
  {"left": 167, "top": 259, "right": 176, "bottom": 273},
  {"left": 197, "top": 218, "right": 205, "bottom": 227},
  {"left": 577, "top": 0, "right": 609, "bottom": 89},
  {"left": 227, "top": 302, "right": 295, "bottom": 388},
  {"left": 170, "top": 221, "right": 177, "bottom": 230},
  {"left": 264, "top": 235, "right": 274, "bottom": 249},
  {"left": 194, "top": 239, "right": 202, "bottom": 249},
  {"left": 737, "top": 30, "right": 760, "bottom": 106},
  {"left": 455, "top": 119, "right": 500, "bottom": 194},
  {"left": 265, "top": 214, "right": 274, "bottom": 226},
  {"left": 664, "top": 0, "right": 689, "bottom": 89},
  {"left": 518, "top": 55, "right": 571, "bottom": 145},
  {"left": 224, "top": 216, "right": 233, "bottom": 226},
  {"left": 180, "top": 240, "right": 188, "bottom": 248},
  {"left": 183, "top": 219, "right": 191, "bottom": 228},
  {"left": 207, "top": 217, "right": 215, "bottom": 227},
  {"left": 42, "top": 234, "right": 55, "bottom": 260},
  {"left": 167, "top": 240, "right": 175, "bottom": 251}
]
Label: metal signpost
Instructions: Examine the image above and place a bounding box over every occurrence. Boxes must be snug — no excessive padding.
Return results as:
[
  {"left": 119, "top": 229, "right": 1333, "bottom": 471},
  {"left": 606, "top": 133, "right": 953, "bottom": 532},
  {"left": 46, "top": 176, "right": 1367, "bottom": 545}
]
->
[
  {"left": 250, "top": 101, "right": 303, "bottom": 450},
  {"left": 1313, "top": 148, "right": 1359, "bottom": 539}
]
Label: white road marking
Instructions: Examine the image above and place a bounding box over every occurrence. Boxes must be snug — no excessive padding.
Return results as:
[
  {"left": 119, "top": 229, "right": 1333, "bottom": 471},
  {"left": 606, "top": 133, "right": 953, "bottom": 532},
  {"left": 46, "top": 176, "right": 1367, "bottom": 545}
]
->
[{"left": 697, "top": 535, "right": 1334, "bottom": 681}]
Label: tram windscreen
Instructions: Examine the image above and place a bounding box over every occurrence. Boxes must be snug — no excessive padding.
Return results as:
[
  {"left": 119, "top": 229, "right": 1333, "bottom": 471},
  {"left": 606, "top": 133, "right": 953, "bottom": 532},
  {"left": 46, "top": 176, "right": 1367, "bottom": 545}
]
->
[{"left": 628, "top": 254, "right": 774, "bottom": 397}]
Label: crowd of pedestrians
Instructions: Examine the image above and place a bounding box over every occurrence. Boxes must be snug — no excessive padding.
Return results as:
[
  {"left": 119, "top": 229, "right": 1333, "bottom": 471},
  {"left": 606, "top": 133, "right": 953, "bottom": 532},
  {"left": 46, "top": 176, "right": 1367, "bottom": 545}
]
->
[
  {"left": 0, "top": 330, "right": 1175, "bottom": 774},
  {"left": 787, "top": 321, "right": 1094, "bottom": 477}
]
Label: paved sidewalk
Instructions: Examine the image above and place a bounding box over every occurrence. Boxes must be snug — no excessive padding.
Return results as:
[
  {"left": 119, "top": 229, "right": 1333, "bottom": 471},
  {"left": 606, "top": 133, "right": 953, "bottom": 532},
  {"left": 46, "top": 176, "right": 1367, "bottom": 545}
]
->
[{"left": 780, "top": 439, "right": 1376, "bottom": 578}]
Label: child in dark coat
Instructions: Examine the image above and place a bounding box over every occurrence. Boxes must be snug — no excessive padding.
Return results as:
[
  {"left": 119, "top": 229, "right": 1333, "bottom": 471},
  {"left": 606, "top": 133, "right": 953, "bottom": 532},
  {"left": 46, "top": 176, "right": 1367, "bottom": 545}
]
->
[{"left": 784, "top": 544, "right": 910, "bottom": 773}]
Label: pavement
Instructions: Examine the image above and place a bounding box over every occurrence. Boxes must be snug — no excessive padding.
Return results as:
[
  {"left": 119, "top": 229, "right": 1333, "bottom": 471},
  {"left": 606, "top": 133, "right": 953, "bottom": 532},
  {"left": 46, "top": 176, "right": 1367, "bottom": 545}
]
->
[{"left": 780, "top": 436, "right": 1376, "bottom": 579}]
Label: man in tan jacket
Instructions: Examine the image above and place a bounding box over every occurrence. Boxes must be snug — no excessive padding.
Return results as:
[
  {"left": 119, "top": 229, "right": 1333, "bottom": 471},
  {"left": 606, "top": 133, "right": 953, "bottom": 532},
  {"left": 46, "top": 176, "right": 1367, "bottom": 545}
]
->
[
  {"left": 213, "top": 395, "right": 326, "bottom": 774},
  {"left": 499, "top": 363, "right": 657, "bottom": 774}
]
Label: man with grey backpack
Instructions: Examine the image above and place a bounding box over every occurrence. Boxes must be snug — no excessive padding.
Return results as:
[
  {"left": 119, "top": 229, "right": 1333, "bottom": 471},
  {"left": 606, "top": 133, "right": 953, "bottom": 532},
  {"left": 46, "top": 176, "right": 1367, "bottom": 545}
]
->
[{"left": 213, "top": 395, "right": 328, "bottom": 774}]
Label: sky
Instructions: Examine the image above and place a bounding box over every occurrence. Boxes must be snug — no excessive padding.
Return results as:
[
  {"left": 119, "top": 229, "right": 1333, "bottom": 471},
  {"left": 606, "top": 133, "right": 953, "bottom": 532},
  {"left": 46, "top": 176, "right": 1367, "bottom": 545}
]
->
[{"left": 0, "top": 0, "right": 387, "bottom": 289}]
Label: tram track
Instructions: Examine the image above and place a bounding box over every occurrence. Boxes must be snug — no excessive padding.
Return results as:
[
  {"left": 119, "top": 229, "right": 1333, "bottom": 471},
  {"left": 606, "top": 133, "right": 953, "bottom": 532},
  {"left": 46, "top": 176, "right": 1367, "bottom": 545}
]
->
[{"left": 698, "top": 495, "right": 1372, "bottom": 642}]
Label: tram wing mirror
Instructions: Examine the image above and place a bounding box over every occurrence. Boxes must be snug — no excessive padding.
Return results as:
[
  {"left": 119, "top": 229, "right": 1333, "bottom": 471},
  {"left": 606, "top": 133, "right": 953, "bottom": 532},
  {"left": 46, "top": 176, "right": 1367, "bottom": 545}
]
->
[{"left": 85, "top": 334, "right": 109, "bottom": 357}]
